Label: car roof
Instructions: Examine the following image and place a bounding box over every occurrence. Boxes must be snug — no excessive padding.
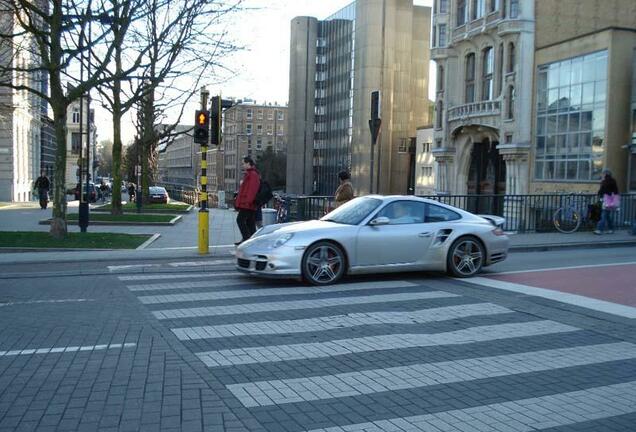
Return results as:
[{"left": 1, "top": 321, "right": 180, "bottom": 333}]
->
[{"left": 361, "top": 195, "right": 483, "bottom": 221}]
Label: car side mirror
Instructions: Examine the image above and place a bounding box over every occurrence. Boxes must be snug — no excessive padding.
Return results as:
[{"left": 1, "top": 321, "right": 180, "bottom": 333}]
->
[{"left": 369, "top": 216, "right": 390, "bottom": 226}]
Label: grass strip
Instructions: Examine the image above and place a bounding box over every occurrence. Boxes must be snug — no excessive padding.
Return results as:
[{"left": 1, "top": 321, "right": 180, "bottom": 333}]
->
[
  {"left": 94, "top": 202, "right": 190, "bottom": 212},
  {"left": 0, "top": 231, "right": 151, "bottom": 249},
  {"left": 66, "top": 213, "right": 175, "bottom": 223}
]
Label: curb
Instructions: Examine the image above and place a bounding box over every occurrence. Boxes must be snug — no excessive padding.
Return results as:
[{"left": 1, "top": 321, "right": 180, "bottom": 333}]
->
[
  {"left": 91, "top": 205, "right": 193, "bottom": 214},
  {"left": 136, "top": 233, "right": 161, "bottom": 250},
  {"left": 38, "top": 214, "right": 182, "bottom": 226},
  {"left": 509, "top": 239, "right": 636, "bottom": 252}
]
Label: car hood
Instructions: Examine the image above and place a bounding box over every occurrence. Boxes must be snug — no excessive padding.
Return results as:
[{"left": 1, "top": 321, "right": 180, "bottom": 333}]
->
[{"left": 252, "top": 219, "right": 346, "bottom": 238}]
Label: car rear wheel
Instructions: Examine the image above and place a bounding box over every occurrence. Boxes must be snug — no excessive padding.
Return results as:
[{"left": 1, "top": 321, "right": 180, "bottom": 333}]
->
[
  {"left": 302, "top": 241, "right": 345, "bottom": 285},
  {"left": 447, "top": 236, "right": 484, "bottom": 278}
]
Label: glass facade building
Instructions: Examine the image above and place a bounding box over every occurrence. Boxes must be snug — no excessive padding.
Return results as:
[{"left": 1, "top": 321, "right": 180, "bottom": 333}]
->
[
  {"left": 312, "top": 3, "right": 356, "bottom": 195},
  {"left": 535, "top": 50, "right": 608, "bottom": 181}
]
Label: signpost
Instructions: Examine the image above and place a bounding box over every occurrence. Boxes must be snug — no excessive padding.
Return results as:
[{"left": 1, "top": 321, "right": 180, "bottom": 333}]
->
[{"left": 369, "top": 91, "right": 382, "bottom": 194}]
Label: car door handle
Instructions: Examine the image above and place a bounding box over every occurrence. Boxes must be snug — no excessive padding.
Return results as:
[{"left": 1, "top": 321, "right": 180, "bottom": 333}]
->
[{"left": 418, "top": 232, "right": 432, "bottom": 237}]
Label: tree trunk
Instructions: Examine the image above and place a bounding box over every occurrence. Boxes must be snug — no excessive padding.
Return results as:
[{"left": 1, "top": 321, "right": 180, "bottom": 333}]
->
[
  {"left": 141, "top": 88, "right": 154, "bottom": 204},
  {"left": 110, "top": 40, "right": 123, "bottom": 215},
  {"left": 50, "top": 102, "right": 68, "bottom": 239}
]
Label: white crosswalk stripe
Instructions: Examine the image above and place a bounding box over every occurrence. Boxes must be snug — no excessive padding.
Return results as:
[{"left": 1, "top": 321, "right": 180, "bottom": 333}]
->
[
  {"left": 118, "top": 272, "right": 237, "bottom": 281},
  {"left": 126, "top": 278, "right": 246, "bottom": 292},
  {"left": 227, "top": 342, "right": 636, "bottom": 407},
  {"left": 302, "top": 381, "right": 636, "bottom": 432},
  {"left": 196, "top": 320, "right": 577, "bottom": 367},
  {"left": 153, "top": 291, "right": 458, "bottom": 319},
  {"left": 171, "top": 303, "right": 511, "bottom": 340},
  {"left": 138, "top": 280, "right": 418, "bottom": 304}
]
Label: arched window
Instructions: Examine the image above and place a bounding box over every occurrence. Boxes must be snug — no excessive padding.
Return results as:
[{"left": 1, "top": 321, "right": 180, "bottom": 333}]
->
[
  {"left": 436, "top": 100, "right": 443, "bottom": 129},
  {"left": 507, "top": 86, "right": 515, "bottom": 119},
  {"left": 482, "top": 47, "right": 494, "bottom": 101},
  {"left": 507, "top": 42, "right": 515, "bottom": 73},
  {"left": 437, "top": 65, "right": 444, "bottom": 92},
  {"left": 465, "top": 53, "right": 475, "bottom": 103}
]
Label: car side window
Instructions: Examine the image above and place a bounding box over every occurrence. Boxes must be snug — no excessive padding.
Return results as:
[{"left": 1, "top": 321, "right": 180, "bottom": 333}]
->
[
  {"left": 425, "top": 203, "right": 461, "bottom": 222},
  {"left": 376, "top": 201, "right": 426, "bottom": 225}
]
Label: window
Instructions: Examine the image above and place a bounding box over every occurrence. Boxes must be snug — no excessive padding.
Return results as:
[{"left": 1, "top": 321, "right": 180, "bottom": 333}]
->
[
  {"left": 505, "top": 133, "right": 513, "bottom": 144},
  {"left": 436, "top": 138, "right": 443, "bottom": 148},
  {"left": 482, "top": 47, "right": 494, "bottom": 100},
  {"left": 256, "top": 138, "right": 262, "bottom": 149},
  {"left": 277, "top": 111, "right": 284, "bottom": 121},
  {"left": 72, "top": 107, "right": 80, "bottom": 123},
  {"left": 257, "top": 109, "right": 263, "bottom": 119},
  {"left": 438, "top": 24, "right": 447, "bottom": 47},
  {"left": 507, "top": 86, "right": 515, "bottom": 119},
  {"left": 71, "top": 132, "right": 81, "bottom": 154},
  {"left": 277, "top": 125, "right": 284, "bottom": 135},
  {"left": 437, "top": 65, "right": 444, "bottom": 92},
  {"left": 507, "top": 42, "right": 515, "bottom": 73},
  {"left": 398, "top": 138, "right": 409, "bottom": 153},
  {"left": 509, "top": 0, "right": 519, "bottom": 18},
  {"left": 425, "top": 204, "right": 461, "bottom": 222},
  {"left": 535, "top": 51, "right": 608, "bottom": 181},
  {"left": 267, "top": 110, "right": 274, "bottom": 120},
  {"left": 256, "top": 124, "right": 263, "bottom": 135},
  {"left": 436, "top": 100, "right": 443, "bottom": 129},
  {"left": 421, "top": 166, "right": 433, "bottom": 177},
  {"left": 457, "top": 0, "right": 467, "bottom": 25},
  {"left": 245, "top": 123, "right": 252, "bottom": 134},
  {"left": 267, "top": 124, "right": 273, "bottom": 135},
  {"left": 465, "top": 53, "right": 475, "bottom": 103},
  {"left": 439, "top": 0, "right": 448, "bottom": 13},
  {"left": 489, "top": 0, "right": 499, "bottom": 13},
  {"left": 472, "top": 0, "right": 484, "bottom": 20},
  {"left": 377, "top": 201, "right": 426, "bottom": 225},
  {"left": 498, "top": 43, "right": 504, "bottom": 95}
]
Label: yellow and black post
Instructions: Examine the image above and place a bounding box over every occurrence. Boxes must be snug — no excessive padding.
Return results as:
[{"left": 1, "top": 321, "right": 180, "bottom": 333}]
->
[{"left": 195, "top": 89, "right": 210, "bottom": 254}]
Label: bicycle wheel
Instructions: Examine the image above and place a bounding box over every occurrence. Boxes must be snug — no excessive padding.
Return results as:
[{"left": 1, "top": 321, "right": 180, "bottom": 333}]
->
[{"left": 553, "top": 207, "right": 581, "bottom": 233}]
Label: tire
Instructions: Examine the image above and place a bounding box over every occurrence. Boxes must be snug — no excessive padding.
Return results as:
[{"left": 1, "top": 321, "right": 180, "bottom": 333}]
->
[
  {"left": 553, "top": 207, "right": 580, "bottom": 234},
  {"left": 301, "top": 241, "right": 346, "bottom": 285},
  {"left": 446, "top": 236, "right": 485, "bottom": 278}
]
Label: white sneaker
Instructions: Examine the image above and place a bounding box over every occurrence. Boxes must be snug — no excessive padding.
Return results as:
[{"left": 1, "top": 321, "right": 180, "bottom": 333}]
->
[
  {"left": 607, "top": 230, "right": 614, "bottom": 234},
  {"left": 593, "top": 230, "right": 602, "bottom": 235}
]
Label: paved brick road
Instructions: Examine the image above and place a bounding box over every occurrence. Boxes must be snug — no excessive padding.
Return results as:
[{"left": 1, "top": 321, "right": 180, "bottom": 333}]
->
[{"left": 1, "top": 263, "right": 635, "bottom": 431}]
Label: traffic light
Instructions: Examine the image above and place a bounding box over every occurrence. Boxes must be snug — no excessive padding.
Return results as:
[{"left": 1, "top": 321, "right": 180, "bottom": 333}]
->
[
  {"left": 210, "top": 96, "right": 221, "bottom": 146},
  {"left": 194, "top": 110, "right": 210, "bottom": 144}
]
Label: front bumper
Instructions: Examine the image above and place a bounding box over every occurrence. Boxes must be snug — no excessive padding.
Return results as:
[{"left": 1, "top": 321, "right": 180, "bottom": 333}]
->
[{"left": 235, "top": 243, "right": 303, "bottom": 277}]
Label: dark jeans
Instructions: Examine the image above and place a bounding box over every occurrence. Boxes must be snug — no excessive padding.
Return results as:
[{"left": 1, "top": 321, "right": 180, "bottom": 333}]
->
[
  {"left": 237, "top": 209, "right": 257, "bottom": 241},
  {"left": 597, "top": 209, "right": 615, "bottom": 232},
  {"left": 38, "top": 189, "right": 48, "bottom": 209}
]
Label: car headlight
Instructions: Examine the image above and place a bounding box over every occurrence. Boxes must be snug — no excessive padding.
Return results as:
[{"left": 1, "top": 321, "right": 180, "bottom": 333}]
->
[{"left": 272, "top": 233, "right": 294, "bottom": 248}]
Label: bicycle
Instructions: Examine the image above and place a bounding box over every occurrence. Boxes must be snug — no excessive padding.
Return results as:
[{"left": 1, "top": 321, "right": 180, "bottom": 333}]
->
[
  {"left": 273, "top": 195, "right": 289, "bottom": 223},
  {"left": 552, "top": 193, "right": 592, "bottom": 233}
]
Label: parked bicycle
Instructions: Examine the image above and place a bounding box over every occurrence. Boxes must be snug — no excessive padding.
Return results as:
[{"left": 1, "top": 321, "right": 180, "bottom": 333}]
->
[
  {"left": 552, "top": 193, "right": 596, "bottom": 233},
  {"left": 273, "top": 195, "right": 289, "bottom": 223}
]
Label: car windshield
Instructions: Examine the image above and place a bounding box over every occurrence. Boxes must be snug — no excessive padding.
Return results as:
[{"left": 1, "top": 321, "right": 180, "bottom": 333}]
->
[
  {"left": 150, "top": 187, "right": 165, "bottom": 194},
  {"left": 320, "top": 197, "right": 382, "bottom": 225}
]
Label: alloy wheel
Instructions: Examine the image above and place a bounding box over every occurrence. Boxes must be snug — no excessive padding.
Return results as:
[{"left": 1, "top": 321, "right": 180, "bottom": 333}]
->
[
  {"left": 449, "top": 238, "right": 484, "bottom": 277},
  {"left": 303, "top": 242, "right": 345, "bottom": 285}
]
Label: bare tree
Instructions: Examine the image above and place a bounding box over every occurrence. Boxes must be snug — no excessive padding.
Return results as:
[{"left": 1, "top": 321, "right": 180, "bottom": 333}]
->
[
  {"left": 0, "top": 0, "right": 133, "bottom": 237},
  {"left": 96, "top": 0, "right": 242, "bottom": 213}
]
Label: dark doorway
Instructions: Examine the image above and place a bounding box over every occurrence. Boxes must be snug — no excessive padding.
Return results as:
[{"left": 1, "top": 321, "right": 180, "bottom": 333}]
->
[{"left": 467, "top": 139, "right": 506, "bottom": 215}]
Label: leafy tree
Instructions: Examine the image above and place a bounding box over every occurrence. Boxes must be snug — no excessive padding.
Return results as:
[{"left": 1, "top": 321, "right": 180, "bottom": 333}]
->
[{"left": 256, "top": 147, "right": 286, "bottom": 191}]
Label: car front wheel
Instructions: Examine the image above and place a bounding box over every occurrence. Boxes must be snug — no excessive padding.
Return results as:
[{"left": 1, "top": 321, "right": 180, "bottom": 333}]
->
[
  {"left": 302, "top": 241, "right": 346, "bottom": 285},
  {"left": 447, "top": 236, "right": 484, "bottom": 278}
]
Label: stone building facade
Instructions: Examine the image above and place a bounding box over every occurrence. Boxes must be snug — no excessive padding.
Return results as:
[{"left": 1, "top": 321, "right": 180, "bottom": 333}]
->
[
  {"left": 287, "top": 0, "right": 431, "bottom": 196},
  {"left": 432, "top": 0, "right": 636, "bottom": 207}
]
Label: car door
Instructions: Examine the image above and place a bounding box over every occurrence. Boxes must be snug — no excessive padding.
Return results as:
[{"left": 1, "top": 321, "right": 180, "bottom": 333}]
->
[{"left": 356, "top": 200, "right": 433, "bottom": 267}]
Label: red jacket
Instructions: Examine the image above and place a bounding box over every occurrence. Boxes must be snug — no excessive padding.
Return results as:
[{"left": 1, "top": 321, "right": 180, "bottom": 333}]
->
[{"left": 235, "top": 167, "right": 260, "bottom": 210}]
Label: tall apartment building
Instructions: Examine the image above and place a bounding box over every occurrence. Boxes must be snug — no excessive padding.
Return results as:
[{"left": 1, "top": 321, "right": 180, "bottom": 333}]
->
[
  {"left": 157, "top": 126, "right": 198, "bottom": 191},
  {"left": 219, "top": 101, "right": 287, "bottom": 203},
  {"left": 287, "top": 0, "right": 431, "bottom": 196},
  {"left": 432, "top": 0, "right": 636, "bottom": 204}
]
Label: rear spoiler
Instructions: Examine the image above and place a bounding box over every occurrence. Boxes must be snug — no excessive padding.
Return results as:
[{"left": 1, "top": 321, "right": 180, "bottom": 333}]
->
[{"left": 477, "top": 215, "right": 505, "bottom": 228}]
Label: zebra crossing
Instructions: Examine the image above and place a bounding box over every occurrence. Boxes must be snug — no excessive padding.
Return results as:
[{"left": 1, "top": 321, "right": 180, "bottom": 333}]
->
[{"left": 119, "top": 270, "right": 636, "bottom": 432}]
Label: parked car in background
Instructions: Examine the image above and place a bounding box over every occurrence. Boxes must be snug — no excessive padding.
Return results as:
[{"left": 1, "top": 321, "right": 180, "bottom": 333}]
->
[
  {"left": 148, "top": 186, "right": 169, "bottom": 204},
  {"left": 74, "top": 183, "right": 98, "bottom": 203},
  {"left": 236, "top": 195, "right": 509, "bottom": 285}
]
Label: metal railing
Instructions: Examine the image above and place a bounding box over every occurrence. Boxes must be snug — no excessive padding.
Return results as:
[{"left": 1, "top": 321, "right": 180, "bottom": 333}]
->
[
  {"left": 163, "top": 186, "right": 198, "bottom": 206},
  {"left": 278, "top": 193, "right": 636, "bottom": 233},
  {"left": 447, "top": 100, "right": 501, "bottom": 121}
]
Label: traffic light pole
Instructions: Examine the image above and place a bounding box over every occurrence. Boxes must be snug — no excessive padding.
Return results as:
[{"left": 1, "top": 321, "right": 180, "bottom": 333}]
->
[{"left": 198, "top": 88, "right": 210, "bottom": 255}]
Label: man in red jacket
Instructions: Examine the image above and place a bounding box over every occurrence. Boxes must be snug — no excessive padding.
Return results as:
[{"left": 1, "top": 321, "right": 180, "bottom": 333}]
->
[{"left": 234, "top": 156, "right": 261, "bottom": 245}]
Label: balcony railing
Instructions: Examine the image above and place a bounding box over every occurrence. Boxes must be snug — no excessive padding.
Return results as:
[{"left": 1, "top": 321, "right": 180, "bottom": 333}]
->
[{"left": 447, "top": 100, "right": 501, "bottom": 122}]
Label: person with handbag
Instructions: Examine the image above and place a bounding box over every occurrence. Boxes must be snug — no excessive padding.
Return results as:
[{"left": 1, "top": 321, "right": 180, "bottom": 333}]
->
[{"left": 594, "top": 169, "right": 619, "bottom": 235}]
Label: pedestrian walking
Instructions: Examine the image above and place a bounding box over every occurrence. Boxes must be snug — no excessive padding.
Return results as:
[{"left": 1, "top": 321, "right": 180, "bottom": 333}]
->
[
  {"left": 594, "top": 169, "right": 619, "bottom": 235},
  {"left": 333, "top": 170, "right": 353, "bottom": 208},
  {"left": 128, "top": 183, "right": 136, "bottom": 203},
  {"left": 99, "top": 181, "right": 108, "bottom": 203},
  {"left": 234, "top": 156, "right": 261, "bottom": 245},
  {"left": 33, "top": 170, "right": 50, "bottom": 209}
]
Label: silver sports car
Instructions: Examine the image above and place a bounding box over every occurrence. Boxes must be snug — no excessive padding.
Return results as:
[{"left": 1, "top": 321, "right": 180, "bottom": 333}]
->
[{"left": 236, "top": 195, "right": 509, "bottom": 285}]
